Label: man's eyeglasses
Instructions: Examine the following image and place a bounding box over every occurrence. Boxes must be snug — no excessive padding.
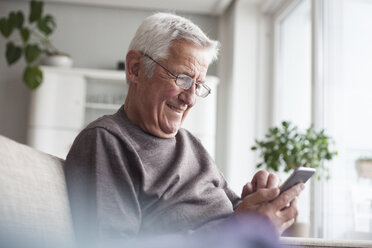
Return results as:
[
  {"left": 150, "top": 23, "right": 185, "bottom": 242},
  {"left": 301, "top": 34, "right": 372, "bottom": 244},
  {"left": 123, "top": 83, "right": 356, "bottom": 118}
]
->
[{"left": 143, "top": 53, "right": 211, "bottom": 98}]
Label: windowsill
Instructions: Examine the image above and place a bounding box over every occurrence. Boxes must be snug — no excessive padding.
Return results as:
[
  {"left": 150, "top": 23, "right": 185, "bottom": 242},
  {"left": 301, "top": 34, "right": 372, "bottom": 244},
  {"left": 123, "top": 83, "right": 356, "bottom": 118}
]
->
[{"left": 280, "top": 237, "right": 372, "bottom": 248}]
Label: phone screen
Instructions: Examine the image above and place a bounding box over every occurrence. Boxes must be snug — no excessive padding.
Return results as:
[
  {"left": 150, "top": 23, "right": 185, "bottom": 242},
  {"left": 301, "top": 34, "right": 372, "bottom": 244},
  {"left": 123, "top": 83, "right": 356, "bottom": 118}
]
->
[{"left": 279, "top": 167, "right": 315, "bottom": 194}]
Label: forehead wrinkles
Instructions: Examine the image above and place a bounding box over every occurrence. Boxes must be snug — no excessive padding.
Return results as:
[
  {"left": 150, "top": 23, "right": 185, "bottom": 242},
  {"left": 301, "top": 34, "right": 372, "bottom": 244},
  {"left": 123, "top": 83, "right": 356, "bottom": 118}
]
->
[
  {"left": 169, "top": 43, "right": 208, "bottom": 79},
  {"left": 181, "top": 55, "right": 207, "bottom": 77}
]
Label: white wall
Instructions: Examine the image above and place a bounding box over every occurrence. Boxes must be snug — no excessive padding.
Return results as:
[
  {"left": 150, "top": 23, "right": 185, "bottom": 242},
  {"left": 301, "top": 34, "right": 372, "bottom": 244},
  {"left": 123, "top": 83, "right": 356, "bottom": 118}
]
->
[
  {"left": 0, "top": 1, "right": 218, "bottom": 143},
  {"left": 216, "top": 0, "right": 272, "bottom": 193},
  {"left": 216, "top": 2, "right": 235, "bottom": 178}
]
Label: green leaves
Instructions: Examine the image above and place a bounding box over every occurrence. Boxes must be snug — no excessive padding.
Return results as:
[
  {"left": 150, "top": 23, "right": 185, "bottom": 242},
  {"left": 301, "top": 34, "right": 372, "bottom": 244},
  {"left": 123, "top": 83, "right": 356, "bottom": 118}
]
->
[
  {"left": 6, "top": 42, "right": 22, "bottom": 65},
  {"left": 0, "top": 11, "right": 24, "bottom": 37},
  {"left": 0, "top": 0, "right": 59, "bottom": 90},
  {"left": 29, "top": 0, "right": 43, "bottom": 23},
  {"left": 23, "top": 66, "right": 43, "bottom": 89},
  {"left": 0, "top": 17, "right": 14, "bottom": 37},
  {"left": 251, "top": 121, "right": 337, "bottom": 180},
  {"left": 37, "top": 14, "right": 55, "bottom": 36},
  {"left": 6, "top": 42, "right": 41, "bottom": 65},
  {"left": 20, "top": 27, "right": 30, "bottom": 42},
  {"left": 25, "top": 44, "right": 41, "bottom": 63},
  {"left": 0, "top": 1, "right": 56, "bottom": 41},
  {"left": 9, "top": 11, "right": 24, "bottom": 29}
]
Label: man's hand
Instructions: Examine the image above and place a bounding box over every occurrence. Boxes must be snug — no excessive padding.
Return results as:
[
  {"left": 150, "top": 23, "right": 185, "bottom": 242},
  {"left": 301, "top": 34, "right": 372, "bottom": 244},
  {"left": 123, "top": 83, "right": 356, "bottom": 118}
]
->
[
  {"left": 235, "top": 183, "right": 304, "bottom": 236},
  {"left": 241, "top": 170, "right": 280, "bottom": 199}
]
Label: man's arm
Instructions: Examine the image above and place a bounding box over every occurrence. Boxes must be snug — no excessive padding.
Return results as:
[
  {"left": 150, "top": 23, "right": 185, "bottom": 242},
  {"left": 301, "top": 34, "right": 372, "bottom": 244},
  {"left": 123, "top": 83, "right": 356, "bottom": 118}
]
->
[{"left": 65, "top": 127, "right": 141, "bottom": 243}]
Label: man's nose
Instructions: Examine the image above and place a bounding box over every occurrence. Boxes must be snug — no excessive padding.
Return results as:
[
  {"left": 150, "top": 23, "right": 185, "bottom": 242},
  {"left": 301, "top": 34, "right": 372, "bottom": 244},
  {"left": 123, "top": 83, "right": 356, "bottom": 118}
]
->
[{"left": 179, "top": 84, "right": 196, "bottom": 106}]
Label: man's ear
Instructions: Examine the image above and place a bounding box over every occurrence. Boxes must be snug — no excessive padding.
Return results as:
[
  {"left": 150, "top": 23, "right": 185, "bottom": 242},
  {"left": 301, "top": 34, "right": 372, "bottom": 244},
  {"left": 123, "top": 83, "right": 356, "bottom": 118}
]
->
[{"left": 126, "top": 50, "right": 142, "bottom": 84}]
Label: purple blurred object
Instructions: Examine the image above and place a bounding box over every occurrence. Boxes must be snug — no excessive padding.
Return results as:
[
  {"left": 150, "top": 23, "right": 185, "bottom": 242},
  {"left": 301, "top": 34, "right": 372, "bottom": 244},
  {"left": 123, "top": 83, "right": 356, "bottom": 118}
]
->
[
  {"left": 0, "top": 213, "right": 279, "bottom": 248},
  {"left": 104, "top": 213, "right": 279, "bottom": 248}
]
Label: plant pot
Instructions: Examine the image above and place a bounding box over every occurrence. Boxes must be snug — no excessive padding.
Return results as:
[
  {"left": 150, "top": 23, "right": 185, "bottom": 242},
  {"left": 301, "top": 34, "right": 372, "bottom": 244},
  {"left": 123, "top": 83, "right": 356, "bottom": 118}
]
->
[
  {"left": 40, "top": 53, "right": 73, "bottom": 68},
  {"left": 355, "top": 160, "right": 372, "bottom": 178},
  {"left": 284, "top": 221, "right": 310, "bottom": 237}
]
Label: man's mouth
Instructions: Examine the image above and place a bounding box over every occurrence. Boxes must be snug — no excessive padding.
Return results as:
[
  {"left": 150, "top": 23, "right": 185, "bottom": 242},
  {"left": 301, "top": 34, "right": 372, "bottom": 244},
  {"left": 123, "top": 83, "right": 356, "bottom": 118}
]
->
[{"left": 167, "top": 104, "right": 186, "bottom": 114}]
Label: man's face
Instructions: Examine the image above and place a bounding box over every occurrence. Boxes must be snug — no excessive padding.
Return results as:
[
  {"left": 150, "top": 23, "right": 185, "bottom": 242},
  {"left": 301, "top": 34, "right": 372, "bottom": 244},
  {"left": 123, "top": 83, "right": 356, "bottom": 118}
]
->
[{"left": 132, "top": 40, "right": 209, "bottom": 138}]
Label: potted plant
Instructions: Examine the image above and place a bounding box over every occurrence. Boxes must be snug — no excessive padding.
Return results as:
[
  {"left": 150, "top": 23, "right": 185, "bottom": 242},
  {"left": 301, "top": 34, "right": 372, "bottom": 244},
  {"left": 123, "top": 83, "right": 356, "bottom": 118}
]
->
[
  {"left": 355, "top": 157, "right": 372, "bottom": 178},
  {"left": 251, "top": 121, "right": 338, "bottom": 180},
  {"left": 251, "top": 121, "right": 337, "bottom": 237},
  {"left": 0, "top": 0, "right": 71, "bottom": 90}
]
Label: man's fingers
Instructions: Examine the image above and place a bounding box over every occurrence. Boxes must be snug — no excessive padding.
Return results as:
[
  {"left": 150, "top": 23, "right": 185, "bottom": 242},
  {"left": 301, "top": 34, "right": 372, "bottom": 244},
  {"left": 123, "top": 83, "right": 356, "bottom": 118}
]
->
[
  {"left": 252, "top": 170, "right": 270, "bottom": 190},
  {"left": 274, "top": 183, "right": 304, "bottom": 209},
  {"left": 280, "top": 198, "right": 299, "bottom": 222},
  {"left": 267, "top": 173, "right": 280, "bottom": 188},
  {"left": 241, "top": 182, "right": 254, "bottom": 199},
  {"left": 244, "top": 187, "right": 280, "bottom": 205}
]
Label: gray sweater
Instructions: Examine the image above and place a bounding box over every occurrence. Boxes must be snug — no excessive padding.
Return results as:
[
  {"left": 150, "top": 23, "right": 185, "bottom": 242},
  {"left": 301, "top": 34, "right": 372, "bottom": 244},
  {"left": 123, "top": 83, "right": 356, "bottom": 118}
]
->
[{"left": 65, "top": 106, "right": 240, "bottom": 240}]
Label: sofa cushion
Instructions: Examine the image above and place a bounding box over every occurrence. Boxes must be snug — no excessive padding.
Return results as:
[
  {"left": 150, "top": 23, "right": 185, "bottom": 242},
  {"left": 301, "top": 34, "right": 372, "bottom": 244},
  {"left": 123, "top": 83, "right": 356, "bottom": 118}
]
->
[{"left": 0, "top": 135, "right": 73, "bottom": 246}]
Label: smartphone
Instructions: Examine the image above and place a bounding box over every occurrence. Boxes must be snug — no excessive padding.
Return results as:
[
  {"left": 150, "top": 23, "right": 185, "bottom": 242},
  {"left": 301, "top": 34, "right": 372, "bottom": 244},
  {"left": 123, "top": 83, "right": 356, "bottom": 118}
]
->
[{"left": 279, "top": 167, "right": 316, "bottom": 194}]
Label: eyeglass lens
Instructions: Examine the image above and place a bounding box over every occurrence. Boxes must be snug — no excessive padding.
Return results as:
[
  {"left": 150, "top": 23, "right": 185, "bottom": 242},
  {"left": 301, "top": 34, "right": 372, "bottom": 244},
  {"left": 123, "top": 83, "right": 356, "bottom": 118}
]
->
[{"left": 176, "top": 75, "right": 209, "bottom": 97}]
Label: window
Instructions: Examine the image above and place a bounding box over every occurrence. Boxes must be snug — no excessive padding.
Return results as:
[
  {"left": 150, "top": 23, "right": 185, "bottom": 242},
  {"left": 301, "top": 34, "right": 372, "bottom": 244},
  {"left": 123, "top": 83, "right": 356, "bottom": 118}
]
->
[
  {"left": 321, "top": 0, "right": 372, "bottom": 239},
  {"left": 271, "top": 0, "right": 372, "bottom": 240},
  {"left": 274, "top": 0, "right": 312, "bottom": 129},
  {"left": 273, "top": 0, "right": 313, "bottom": 232}
]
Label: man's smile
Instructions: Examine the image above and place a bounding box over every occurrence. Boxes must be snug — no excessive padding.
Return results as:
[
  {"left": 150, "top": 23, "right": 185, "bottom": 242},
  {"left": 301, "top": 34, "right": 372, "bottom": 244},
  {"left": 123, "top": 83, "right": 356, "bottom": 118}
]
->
[{"left": 166, "top": 103, "right": 187, "bottom": 114}]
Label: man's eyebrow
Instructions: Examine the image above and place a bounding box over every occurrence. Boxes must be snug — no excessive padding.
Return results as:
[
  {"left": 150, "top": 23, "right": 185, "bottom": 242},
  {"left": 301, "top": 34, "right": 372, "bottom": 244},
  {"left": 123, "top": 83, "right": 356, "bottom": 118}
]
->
[
  {"left": 197, "top": 79, "right": 206, "bottom": 84},
  {"left": 179, "top": 69, "right": 193, "bottom": 78},
  {"left": 183, "top": 74, "right": 206, "bottom": 84},
  {"left": 177, "top": 67, "right": 205, "bottom": 82}
]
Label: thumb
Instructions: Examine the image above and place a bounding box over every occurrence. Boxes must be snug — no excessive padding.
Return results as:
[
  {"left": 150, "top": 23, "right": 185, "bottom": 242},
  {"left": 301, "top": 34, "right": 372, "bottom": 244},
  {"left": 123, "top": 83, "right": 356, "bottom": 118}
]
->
[{"left": 241, "top": 182, "right": 254, "bottom": 199}]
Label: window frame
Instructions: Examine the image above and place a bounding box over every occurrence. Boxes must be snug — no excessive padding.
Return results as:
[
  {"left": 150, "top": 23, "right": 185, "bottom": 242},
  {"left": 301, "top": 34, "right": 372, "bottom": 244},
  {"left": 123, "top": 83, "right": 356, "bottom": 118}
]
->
[{"left": 269, "top": 0, "right": 326, "bottom": 238}]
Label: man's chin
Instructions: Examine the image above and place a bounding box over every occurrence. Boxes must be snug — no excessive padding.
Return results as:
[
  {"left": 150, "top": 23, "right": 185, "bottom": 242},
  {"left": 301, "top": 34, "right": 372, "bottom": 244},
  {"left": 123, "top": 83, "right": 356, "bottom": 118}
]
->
[{"left": 159, "top": 123, "right": 181, "bottom": 138}]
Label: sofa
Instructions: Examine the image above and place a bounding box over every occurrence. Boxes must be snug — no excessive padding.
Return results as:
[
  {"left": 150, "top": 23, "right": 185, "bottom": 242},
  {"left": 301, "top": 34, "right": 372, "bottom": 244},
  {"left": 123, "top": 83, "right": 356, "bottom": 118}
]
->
[
  {"left": 1, "top": 134, "right": 372, "bottom": 248},
  {"left": 0, "top": 135, "right": 73, "bottom": 247}
]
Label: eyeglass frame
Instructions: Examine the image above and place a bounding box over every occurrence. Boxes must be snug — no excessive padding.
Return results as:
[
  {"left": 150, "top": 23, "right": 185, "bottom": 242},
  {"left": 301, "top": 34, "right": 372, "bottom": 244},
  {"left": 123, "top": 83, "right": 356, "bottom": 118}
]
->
[{"left": 141, "top": 53, "right": 211, "bottom": 98}]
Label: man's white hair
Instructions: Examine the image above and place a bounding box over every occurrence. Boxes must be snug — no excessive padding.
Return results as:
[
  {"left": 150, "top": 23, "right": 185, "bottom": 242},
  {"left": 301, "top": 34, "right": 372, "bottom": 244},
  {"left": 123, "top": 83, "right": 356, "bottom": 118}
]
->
[{"left": 127, "top": 12, "right": 220, "bottom": 79}]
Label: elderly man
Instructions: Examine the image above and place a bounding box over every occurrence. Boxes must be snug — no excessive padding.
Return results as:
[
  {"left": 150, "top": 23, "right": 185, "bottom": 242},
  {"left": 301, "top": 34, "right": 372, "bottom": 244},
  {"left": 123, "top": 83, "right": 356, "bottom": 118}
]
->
[{"left": 65, "top": 13, "right": 303, "bottom": 243}]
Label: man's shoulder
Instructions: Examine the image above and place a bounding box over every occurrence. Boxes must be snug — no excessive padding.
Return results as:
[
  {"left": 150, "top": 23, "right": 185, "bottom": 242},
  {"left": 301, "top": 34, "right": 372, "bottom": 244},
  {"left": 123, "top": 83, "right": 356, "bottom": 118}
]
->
[
  {"left": 67, "top": 112, "right": 137, "bottom": 161},
  {"left": 177, "top": 128, "right": 200, "bottom": 142},
  {"left": 177, "top": 128, "right": 207, "bottom": 152},
  {"left": 84, "top": 108, "right": 132, "bottom": 136},
  {"left": 85, "top": 114, "right": 120, "bottom": 133},
  {"left": 73, "top": 110, "right": 132, "bottom": 146}
]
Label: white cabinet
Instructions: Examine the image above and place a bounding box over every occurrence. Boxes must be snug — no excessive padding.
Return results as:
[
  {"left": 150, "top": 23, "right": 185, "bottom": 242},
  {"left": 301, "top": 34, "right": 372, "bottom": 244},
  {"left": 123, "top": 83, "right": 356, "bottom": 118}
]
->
[
  {"left": 29, "top": 71, "right": 87, "bottom": 129},
  {"left": 27, "top": 66, "right": 127, "bottom": 159},
  {"left": 27, "top": 66, "right": 219, "bottom": 159}
]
